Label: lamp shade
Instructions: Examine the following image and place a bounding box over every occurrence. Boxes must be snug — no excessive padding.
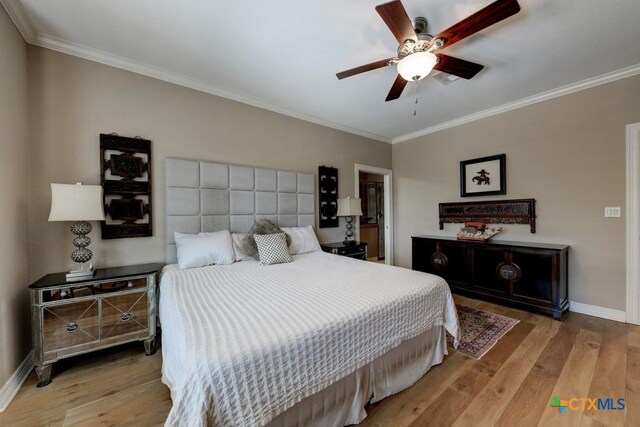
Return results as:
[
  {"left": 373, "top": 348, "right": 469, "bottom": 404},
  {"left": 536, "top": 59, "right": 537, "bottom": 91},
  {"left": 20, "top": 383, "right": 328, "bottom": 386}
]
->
[
  {"left": 48, "top": 183, "right": 106, "bottom": 222},
  {"left": 336, "top": 197, "right": 363, "bottom": 217},
  {"left": 397, "top": 52, "right": 438, "bottom": 82}
]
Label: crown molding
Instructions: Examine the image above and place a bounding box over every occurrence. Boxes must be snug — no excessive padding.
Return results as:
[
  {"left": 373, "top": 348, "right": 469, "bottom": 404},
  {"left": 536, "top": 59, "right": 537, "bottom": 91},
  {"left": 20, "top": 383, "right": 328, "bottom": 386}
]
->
[
  {"left": 33, "top": 33, "right": 391, "bottom": 144},
  {"left": 4, "top": 0, "right": 640, "bottom": 145},
  {"left": 392, "top": 63, "right": 640, "bottom": 144},
  {"left": 0, "top": 0, "right": 36, "bottom": 43},
  {"left": 1, "top": 1, "right": 390, "bottom": 143}
]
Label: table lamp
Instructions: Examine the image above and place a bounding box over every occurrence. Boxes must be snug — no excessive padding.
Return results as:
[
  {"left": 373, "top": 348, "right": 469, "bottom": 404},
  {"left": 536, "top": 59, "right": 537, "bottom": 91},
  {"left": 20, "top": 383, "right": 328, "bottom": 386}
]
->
[
  {"left": 48, "top": 183, "right": 105, "bottom": 280},
  {"left": 337, "top": 197, "right": 363, "bottom": 245}
]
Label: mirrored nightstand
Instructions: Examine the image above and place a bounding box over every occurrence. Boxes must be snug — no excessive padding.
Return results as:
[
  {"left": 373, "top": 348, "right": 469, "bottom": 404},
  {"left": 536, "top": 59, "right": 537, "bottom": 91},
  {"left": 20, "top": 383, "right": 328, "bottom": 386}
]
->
[{"left": 29, "top": 263, "right": 158, "bottom": 387}]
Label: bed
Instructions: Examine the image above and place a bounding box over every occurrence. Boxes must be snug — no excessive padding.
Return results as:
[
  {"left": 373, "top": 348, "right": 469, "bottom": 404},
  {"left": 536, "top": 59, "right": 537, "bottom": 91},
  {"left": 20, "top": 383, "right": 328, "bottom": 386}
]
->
[{"left": 160, "top": 159, "right": 459, "bottom": 426}]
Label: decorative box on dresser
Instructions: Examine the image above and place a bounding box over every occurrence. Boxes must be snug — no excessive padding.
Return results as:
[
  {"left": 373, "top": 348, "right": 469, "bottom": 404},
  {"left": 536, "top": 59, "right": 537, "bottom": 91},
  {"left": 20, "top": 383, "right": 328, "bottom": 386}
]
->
[
  {"left": 29, "top": 263, "right": 158, "bottom": 387},
  {"left": 412, "top": 235, "right": 569, "bottom": 320},
  {"left": 321, "top": 242, "right": 368, "bottom": 260}
]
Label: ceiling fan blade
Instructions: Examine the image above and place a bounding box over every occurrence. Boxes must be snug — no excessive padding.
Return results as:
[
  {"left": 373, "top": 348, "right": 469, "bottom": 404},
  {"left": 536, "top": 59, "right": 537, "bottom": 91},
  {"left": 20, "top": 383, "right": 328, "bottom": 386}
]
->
[
  {"left": 432, "top": 0, "right": 521, "bottom": 50},
  {"left": 336, "top": 58, "right": 395, "bottom": 80},
  {"left": 385, "top": 74, "right": 408, "bottom": 102},
  {"left": 376, "top": 0, "right": 417, "bottom": 45},
  {"left": 434, "top": 54, "right": 484, "bottom": 79}
]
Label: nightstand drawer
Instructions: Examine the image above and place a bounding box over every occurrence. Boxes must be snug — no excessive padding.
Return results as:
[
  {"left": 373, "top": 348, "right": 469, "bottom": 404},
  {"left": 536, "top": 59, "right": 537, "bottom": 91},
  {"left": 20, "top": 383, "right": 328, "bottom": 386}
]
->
[
  {"left": 92, "top": 277, "right": 148, "bottom": 293},
  {"left": 42, "top": 300, "right": 99, "bottom": 352},
  {"left": 336, "top": 246, "right": 365, "bottom": 256},
  {"left": 321, "top": 242, "right": 368, "bottom": 260},
  {"left": 101, "top": 292, "right": 148, "bottom": 339}
]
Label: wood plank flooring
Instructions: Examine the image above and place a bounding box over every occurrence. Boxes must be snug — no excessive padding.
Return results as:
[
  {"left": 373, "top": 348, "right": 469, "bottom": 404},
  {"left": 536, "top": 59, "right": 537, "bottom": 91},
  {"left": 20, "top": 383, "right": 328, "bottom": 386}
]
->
[{"left": 0, "top": 295, "right": 637, "bottom": 426}]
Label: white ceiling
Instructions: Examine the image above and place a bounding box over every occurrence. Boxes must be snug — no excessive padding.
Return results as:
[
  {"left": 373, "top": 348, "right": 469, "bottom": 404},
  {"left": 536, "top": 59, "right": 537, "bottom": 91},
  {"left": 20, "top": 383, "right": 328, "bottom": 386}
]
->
[{"left": 3, "top": 0, "right": 640, "bottom": 143}]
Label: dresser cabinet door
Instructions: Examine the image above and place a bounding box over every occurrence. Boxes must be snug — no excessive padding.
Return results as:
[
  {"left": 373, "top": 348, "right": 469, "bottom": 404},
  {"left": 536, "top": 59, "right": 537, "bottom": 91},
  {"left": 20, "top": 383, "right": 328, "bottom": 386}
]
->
[
  {"left": 42, "top": 300, "right": 99, "bottom": 352},
  {"left": 510, "top": 249, "right": 555, "bottom": 304},
  {"left": 412, "top": 239, "right": 468, "bottom": 287},
  {"left": 435, "top": 242, "right": 468, "bottom": 287},
  {"left": 101, "top": 292, "right": 148, "bottom": 339},
  {"left": 470, "top": 246, "right": 508, "bottom": 294}
]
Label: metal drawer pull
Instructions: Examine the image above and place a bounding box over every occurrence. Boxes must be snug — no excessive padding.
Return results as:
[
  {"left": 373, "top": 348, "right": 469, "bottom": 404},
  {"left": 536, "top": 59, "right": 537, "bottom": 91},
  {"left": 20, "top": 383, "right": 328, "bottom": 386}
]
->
[
  {"left": 121, "top": 312, "right": 131, "bottom": 322},
  {"left": 66, "top": 322, "right": 78, "bottom": 333}
]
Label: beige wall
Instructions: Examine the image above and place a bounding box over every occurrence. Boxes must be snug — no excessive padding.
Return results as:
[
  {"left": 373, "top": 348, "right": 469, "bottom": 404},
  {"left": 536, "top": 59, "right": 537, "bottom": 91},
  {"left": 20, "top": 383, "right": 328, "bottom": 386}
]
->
[
  {"left": 393, "top": 75, "right": 640, "bottom": 311},
  {"left": 0, "top": 7, "right": 30, "bottom": 390},
  {"left": 27, "top": 47, "right": 391, "bottom": 281}
]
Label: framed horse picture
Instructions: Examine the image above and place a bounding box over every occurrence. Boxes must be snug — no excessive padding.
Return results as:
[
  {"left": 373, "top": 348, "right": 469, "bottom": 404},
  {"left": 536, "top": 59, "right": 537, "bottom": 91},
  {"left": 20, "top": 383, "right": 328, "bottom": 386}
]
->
[{"left": 460, "top": 154, "right": 506, "bottom": 197}]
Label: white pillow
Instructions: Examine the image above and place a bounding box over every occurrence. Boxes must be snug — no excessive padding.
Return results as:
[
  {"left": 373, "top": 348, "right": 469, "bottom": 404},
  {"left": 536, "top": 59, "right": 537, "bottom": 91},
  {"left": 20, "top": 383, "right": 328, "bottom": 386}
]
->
[
  {"left": 281, "top": 226, "right": 321, "bottom": 255},
  {"left": 174, "top": 230, "right": 235, "bottom": 269},
  {"left": 231, "top": 233, "right": 252, "bottom": 262}
]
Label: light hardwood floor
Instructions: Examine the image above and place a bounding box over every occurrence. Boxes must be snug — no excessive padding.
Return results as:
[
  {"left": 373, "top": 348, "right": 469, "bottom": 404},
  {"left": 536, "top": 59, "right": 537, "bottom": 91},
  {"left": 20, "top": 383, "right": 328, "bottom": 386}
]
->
[{"left": 1, "top": 295, "right": 638, "bottom": 426}]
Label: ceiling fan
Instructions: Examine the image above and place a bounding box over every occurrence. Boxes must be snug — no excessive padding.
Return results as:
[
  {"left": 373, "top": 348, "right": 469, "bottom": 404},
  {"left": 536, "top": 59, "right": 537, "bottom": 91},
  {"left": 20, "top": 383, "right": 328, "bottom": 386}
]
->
[{"left": 336, "top": 0, "right": 521, "bottom": 102}]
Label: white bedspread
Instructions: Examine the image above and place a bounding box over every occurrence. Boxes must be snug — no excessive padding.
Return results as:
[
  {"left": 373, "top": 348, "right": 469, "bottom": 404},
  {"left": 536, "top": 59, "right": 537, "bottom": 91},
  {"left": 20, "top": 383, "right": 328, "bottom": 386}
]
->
[{"left": 160, "top": 251, "right": 459, "bottom": 427}]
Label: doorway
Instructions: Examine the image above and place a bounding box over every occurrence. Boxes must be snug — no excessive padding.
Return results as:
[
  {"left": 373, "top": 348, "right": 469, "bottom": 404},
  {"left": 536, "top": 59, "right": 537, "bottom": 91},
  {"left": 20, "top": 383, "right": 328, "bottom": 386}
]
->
[
  {"left": 354, "top": 164, "right": 393, "bottom": 265},
  {"left": 359, "top": 172, "right": 385, "bottom": 262}
]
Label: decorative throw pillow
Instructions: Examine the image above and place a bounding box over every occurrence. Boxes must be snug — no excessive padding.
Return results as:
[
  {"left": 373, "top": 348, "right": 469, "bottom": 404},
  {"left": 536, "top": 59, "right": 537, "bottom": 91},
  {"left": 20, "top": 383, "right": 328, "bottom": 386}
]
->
[
  {"left": 241, "top": 218, "right": 291, "bottom": 258},
  {"left": 174, "top": 230, "right": 235, "bottom": 269},
  {"left": 254, "top": 233, "right": 293, "bottom": 266},
  {"left": 281, "top": 226, "right": 321, "bottom": 255},
  {"left": 231, "top": 233, "right": 252, "bottom": 262}
]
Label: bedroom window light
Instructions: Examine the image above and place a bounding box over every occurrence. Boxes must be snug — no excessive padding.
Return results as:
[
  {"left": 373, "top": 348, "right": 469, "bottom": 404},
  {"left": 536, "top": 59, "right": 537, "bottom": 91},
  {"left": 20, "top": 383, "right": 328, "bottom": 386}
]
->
[{"left": 337, "top": 197, "right": 363, "bottom": 245}]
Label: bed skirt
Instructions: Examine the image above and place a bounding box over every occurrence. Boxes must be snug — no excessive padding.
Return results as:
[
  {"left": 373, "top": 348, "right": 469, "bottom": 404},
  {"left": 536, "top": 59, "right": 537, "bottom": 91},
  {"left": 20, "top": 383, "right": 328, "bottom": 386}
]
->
[{"left": 267, "top": 325, "right": 448, "bottom": 426}]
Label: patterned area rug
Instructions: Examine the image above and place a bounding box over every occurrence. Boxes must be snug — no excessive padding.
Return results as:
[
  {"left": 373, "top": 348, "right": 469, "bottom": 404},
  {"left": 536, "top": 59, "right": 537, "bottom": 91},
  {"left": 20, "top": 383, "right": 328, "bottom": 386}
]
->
[{"left": 447, "top": 305, "right": 519, "bottom": 360}]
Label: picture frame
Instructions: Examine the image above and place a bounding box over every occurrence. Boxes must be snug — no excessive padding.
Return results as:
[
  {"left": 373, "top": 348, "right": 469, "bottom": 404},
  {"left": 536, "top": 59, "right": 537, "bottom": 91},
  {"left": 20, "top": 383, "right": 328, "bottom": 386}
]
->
[{"left": 460, "top": 154, "right": 506, "bottom": 197}]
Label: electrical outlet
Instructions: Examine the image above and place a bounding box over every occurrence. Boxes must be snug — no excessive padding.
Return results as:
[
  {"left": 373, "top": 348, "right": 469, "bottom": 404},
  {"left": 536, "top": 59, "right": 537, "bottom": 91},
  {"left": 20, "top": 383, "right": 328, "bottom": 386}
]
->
[{"left": 604, "top": 207, "right": 621, "bottom": 218}]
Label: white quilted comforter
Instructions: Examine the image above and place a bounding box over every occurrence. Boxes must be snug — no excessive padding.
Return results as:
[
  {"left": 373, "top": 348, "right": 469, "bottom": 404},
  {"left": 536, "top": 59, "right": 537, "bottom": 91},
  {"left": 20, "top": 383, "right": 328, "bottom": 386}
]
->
[{"left": 159, "top": 251, "right": 459, "bottom": 427}]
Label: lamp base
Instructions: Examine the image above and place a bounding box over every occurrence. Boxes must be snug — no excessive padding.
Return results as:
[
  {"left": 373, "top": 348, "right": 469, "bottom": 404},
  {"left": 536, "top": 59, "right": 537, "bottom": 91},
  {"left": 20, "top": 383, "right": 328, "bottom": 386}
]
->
[
  {"left": 66, "top": 268, "right": 96, "bottom": 281},
  {"left": 342, "top": 240, "right": 357, "bottom": 246}
]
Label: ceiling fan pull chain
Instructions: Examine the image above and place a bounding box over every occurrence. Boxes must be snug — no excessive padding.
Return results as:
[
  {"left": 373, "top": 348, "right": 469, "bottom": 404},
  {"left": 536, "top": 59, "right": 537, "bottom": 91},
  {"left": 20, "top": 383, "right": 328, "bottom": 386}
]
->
[{"left": 413, "top": 80, "right": 419, "bottom": 116}]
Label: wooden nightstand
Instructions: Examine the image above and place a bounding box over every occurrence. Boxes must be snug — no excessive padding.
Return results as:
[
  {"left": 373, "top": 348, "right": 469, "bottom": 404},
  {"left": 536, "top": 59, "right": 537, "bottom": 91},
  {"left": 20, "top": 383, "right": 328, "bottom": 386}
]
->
[
  {"left": 29, "top": 263, "right": 158, "bottom": 387},
  {"left": 321, "top": 242, "right": 368, "bottom": 260}
]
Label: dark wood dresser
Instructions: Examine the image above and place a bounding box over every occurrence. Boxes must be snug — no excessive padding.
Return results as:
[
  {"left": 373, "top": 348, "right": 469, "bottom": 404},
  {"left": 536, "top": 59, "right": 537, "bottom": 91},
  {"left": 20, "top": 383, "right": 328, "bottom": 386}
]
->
[{"left": 412, "top": 235, "right": 568, "bottom": 320}]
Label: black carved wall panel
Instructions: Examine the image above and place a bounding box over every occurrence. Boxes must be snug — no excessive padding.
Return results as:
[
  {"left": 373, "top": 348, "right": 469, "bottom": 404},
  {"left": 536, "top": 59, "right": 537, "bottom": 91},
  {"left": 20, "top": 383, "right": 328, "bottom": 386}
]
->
[
  {"left": 318, "top": 166, "right": 338, "bottom": 228},
  {"left": 100, "top": 134, "right": 152, "bottom": 239}
]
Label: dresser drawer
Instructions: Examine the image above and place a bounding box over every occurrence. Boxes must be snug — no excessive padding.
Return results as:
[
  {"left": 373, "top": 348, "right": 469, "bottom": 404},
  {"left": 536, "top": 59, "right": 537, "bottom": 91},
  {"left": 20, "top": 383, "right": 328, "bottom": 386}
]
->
[
  {"left": 101, "top": 292, "right": 149, "bottom": 339},
  {"left": 42, "top": 300, "right": 99, "bottom": 353}
]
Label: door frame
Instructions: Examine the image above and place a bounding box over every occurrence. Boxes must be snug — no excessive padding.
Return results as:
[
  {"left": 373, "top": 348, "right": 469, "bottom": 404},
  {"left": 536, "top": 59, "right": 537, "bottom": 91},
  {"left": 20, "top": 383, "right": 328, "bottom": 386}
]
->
[
  {"left": 627, "top": 122, "right": 640, "bottom": 325},
  {"left": 354, "top": 164, "right": 393, "bottom": 265}
]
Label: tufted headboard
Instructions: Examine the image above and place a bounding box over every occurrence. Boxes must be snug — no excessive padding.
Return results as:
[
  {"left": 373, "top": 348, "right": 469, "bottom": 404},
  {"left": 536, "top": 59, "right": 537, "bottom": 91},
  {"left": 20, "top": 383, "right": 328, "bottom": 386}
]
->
[{"left": 165, "top": 158, "right": 315, "bottom": 264}]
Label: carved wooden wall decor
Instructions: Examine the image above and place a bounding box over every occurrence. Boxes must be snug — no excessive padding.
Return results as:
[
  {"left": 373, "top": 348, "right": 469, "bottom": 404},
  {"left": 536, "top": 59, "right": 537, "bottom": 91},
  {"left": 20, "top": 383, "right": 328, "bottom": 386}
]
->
[
  {"left": 318, "top": 166, "right": 338, "bottom": 228},
  {"left": 100, "top": 134, "right": 152, "bottom": 239},
  {"left": 439, "top": 198, "right": 536, "bottom": 233}
]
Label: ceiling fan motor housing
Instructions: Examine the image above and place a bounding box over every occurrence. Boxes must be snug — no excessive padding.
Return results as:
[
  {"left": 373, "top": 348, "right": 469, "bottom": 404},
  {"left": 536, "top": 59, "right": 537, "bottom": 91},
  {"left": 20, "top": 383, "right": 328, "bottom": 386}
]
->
[{"left": 397, "top": 16, "right": 433, "bottom": 59}]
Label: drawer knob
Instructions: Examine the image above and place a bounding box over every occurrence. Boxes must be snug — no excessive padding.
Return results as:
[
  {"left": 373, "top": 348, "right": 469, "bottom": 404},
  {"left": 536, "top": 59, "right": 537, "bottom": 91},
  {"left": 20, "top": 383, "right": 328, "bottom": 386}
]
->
[
  {"left": 66, "top": 322, "right": 78, "bottom": 333},
  {"left": 121, "top": 312, "right": 131, "bottom": 322}
]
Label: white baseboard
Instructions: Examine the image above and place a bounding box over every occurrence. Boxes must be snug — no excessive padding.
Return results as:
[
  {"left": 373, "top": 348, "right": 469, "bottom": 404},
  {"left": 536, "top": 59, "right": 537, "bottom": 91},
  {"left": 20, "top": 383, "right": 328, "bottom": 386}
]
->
[
  {"left": 0, "top": 351, "right": 34, "bottom": 413},
  {"left": 569, "top": 301, "right": 627, "bottom": 323}
]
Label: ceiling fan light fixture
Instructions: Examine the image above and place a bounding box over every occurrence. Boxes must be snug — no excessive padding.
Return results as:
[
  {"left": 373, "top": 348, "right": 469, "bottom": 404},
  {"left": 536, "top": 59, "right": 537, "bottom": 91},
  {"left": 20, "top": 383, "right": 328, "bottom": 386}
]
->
[{"left": 397, "top": 52, "right": 437, "bottom": 81}]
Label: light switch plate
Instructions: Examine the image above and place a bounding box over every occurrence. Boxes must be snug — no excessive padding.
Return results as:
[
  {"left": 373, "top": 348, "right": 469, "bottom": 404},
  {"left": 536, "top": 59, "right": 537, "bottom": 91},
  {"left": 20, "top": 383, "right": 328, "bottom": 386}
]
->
[{"left": 604, "top": 207, "right": 621, "bottom": 217}]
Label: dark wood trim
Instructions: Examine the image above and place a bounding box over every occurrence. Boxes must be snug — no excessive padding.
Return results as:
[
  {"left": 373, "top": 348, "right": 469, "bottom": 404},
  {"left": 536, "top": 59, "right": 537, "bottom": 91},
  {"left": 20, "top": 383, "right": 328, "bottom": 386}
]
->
[
  {"left": 100, "top": 134, "right": 153, "bottom": 239},
  {"left": 439, "top": 198, "right": 536, "bottom": 233}
]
